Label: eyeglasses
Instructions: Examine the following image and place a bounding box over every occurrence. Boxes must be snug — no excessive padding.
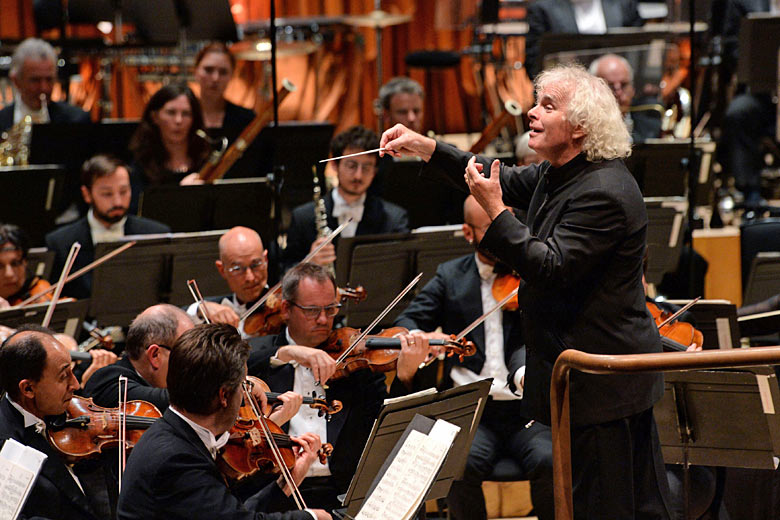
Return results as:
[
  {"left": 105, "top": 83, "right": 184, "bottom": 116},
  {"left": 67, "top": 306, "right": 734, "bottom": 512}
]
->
[
  {"left": 341, "top": 160, "right": 376, "bottom": 174},
  {"left": 225, "top": 259, "right": 267, "bottom": 277},
  {"left": 291, "top": 302, "right": 342, "bottom": 319}
]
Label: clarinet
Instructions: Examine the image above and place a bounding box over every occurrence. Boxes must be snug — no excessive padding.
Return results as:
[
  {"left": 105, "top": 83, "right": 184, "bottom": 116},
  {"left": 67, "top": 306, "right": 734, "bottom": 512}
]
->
[{"left": 312, "top": 166, "right": 335, "bottom": 276}]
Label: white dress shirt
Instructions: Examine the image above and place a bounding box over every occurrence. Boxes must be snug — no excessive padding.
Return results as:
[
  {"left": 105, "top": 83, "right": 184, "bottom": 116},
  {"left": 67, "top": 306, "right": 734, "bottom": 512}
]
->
[
  {"left": 449, "top": 254, "right": 524, "bottom": 400},
  {"left": 87, "top": 209, "right": 127, "bottom": 245},
  {"left": 571, "top": 0, "right": 608, "bottom": 33},
  {"left": 281, "top": 329, "right": 331, "bottom": 477},
  {"left": 331, "top": 189, "right": 366, "bottom": 238}
]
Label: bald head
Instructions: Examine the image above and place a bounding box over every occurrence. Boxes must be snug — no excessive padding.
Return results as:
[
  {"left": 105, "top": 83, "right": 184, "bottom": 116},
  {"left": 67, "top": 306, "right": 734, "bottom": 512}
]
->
[
  {"left": 590, "top": 54, "right": 635, "bottom": 112},
  {"left": 216, "top": 226, "right": 268, "bottom": 303},
  {"left": 126, "top": 304, "right": 194, "bottom": 360}
]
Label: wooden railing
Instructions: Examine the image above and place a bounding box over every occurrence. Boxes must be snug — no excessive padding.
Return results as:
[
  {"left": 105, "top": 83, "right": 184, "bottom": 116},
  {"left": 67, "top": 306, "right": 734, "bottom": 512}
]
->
[{"left": 550, "top": 346, "right": 780, "bottom": 520}]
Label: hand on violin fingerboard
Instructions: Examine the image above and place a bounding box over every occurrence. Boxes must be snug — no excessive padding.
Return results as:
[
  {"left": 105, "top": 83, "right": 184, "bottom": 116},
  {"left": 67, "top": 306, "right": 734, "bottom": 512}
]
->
[
  {"left": 412, "top": 330, "right": 451, "bottom": 359},
  {"left": 276, "top": 345, "right": 338, "bottom": 384},
  {"left": 286, "top": 432, "right": 323, "bottom": 488},
  {"left": 395, "top": 333, "right": 430, "bottom": 387},
  {"left": 267, "top": 391, "right": 303, "bottom": 426}
]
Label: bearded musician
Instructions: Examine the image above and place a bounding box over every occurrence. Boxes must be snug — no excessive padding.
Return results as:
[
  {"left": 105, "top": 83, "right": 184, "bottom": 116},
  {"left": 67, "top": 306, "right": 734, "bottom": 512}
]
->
[
  {"left": 248, "top": 262, "right": 430, "bottom": 510},
  {"left": 394, "top": 195, "right": 554, "bottom": 520}
]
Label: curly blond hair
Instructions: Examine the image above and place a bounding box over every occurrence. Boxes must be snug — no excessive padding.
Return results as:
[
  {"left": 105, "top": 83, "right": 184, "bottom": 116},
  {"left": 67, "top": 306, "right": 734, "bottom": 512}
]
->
[{"left": 535, "top": 64, "right": 631, "bottom": 162}]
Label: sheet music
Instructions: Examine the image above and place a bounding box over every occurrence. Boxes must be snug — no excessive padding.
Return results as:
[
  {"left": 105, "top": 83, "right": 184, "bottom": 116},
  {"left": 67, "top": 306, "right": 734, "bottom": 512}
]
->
[
  {"left": 356, "top": 419, "right": 460, "bottom": 520},
  {"left": 0, "top": 438, "right": 47, "bottom": 520}
]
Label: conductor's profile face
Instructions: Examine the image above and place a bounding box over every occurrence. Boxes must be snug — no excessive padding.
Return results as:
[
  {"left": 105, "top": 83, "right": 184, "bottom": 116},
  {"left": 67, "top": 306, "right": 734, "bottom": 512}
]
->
[{"left": 527, "top": 89, "right": 578, "bottom": 162}]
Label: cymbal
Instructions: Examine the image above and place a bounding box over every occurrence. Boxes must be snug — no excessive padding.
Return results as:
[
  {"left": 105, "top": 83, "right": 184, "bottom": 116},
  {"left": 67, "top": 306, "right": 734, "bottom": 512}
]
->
[
  {"left": 230, "top": 39, "right": 318, "bottom": 61},
  {"left": 343, "top": 10, "right": 412, "bottom": 28}
]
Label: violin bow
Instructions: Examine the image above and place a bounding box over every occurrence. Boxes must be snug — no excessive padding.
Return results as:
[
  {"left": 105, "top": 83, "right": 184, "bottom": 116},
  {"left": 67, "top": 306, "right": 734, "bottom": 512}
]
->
[
  {"left": 239, "top": 219, "right": 352, "bottom": 321},
  {"left": 187, "top": 279, "right": 213, "bottom": 324},
  {"left": 19, "top": 241, "right": 136, "bottom": 307},
  {"left": 242, "top": 381, "right": 308, "bottom": 510},
  {"left": 657, "top": 296, "right": 701, "bottom": 330},
  {"left": 117, "top": 375, "right": 129, "bottom": 493},
  {"left": 419, "top": 286, "right": 519, "bottom": 369},
  {"left": 334, "top": 273, "right": 424, "bottom": 367},
  {"left": 41, "top": 242, "right": 80, "bottom": 328}
]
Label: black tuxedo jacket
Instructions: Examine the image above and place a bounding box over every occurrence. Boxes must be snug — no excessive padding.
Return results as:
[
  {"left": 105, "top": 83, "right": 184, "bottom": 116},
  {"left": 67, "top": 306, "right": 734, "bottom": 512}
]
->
[
  {"left": 281, "top": 190, "right": 409, "bottom": 271},
  {"left": 44, "top": 215, "right": 170, "bottom": 299},
  {"left": 82, "top": 356, "right": 170, "bottom": 412},
  {"left": 117, "top": 409, "right": 310, "bottom": 519},
  {"left": 393, "top": 253, "right": 524, "bottom": 386},
  {"left": 0, "top": 101, "right": 90, "bottom": 133},
  {"left": 0, "top": 397, "right": 99, "bottom": 520},
  {"left": 525, "top": 0, "right": 643, "bottom": 77},
  {"left": 249, "top": 330, "right": 410, "bottom": 493},
  {"left": 426, "top": 142, "right": 663, "bottom": 427}
]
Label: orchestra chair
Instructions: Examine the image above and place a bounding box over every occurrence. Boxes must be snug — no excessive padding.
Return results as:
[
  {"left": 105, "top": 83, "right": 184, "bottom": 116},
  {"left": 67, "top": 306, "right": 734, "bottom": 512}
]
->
[{"left": 740, "top": 217, "right": 780, "bottom": 295}]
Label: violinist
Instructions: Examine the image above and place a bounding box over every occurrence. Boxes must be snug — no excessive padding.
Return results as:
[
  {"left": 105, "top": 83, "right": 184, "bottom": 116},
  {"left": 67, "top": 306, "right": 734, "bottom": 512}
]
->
[
  {"left": 84, "top": 304, "right": 302, "bottom": 427},
  {"left": 282, "top": 126, "right": 409, "bottom": 271},
  {"left": 117, "top": 323, "right": 331, "bottom": 520},
  {"left": 394, "top": 195, "right": 553, "bottom": 520},
  {"left": 44, "top": 154, "right": 170, "bottom": 299},
  {"left": 185, "top": 226, "right": 275, "bottom": 333},
  {"left": 0, "top": 327, "right": 102, "bottom": 520},
  {"left": 0, "top": 222, "right": 51, "bottom": 308},
  {"left": 381, "top": 65, "right": 670, "bottom": 519},
  {"left": 249, "top": 263, "right": 429, "bottom": 510}
]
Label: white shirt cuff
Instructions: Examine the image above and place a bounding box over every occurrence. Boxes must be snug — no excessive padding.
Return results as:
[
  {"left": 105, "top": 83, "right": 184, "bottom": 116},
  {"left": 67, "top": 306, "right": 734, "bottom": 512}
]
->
[
  {"left": 304, "top": 509, "right": 318, "bottom": 520},
  {"left": 512, "top": 366, "right": 526, "bottom": 398}
]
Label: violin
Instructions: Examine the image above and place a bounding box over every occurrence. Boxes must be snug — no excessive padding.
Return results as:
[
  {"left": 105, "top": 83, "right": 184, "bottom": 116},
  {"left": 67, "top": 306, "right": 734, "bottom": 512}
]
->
[
  {"left": 243, "top": 285, "right": 367, "bottom": 337},
  {"left": 492, "top": 274, "right": 520, "bottom": 311},
  {"left": 8, "top": 276, "right": 53, "bottom": 306},
  {"left": 218, "top": 377, "right": 334, "bottom": 481},
  {"left": 646, "top": 300, "right": 704, "bottom": 351},
  {"left": 320, "top": 326, "right": 476, "bottom": 380},
  {"left": 47, "top": 396, "right": 162, "bottom": 463}
]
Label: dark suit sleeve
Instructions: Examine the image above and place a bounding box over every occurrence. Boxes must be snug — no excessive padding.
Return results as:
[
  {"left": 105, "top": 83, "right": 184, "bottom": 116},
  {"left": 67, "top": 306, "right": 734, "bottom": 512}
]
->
[
  {"left": 281, "top": 206, "right": 314, "bottom": 272},
  {"left": 481, "top": 179, "right": 627, "bottom": 290},
  {"left": 82, "top": 369, "right": 170, "bottom": 411},
  {"left": 622, "top": 0, "right": 644, "bottom": 27},
  {"left": 387, "top": 204, "right": 409, "bottom": 233},
  {"left": 506, "top": 346, "right": 526, "bottom": 394}
]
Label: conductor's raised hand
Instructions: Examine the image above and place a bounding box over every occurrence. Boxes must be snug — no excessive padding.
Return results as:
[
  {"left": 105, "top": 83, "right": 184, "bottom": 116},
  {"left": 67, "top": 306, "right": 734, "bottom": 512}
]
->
[
  {"left": 379, "top": 124, "right": 437, "bottom": 162},
  {"left": 465, "top": 157, "right": 505, "bottom": 220}
]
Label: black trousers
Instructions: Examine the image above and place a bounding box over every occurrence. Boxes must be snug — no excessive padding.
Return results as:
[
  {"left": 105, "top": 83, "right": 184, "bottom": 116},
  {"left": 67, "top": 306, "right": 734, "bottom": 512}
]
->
[
  {"left": 571, "top": 407, "right": 671, "bottom": 520},
  {"left": 447, "top": 398, "right": 554, "bottom": 520}
]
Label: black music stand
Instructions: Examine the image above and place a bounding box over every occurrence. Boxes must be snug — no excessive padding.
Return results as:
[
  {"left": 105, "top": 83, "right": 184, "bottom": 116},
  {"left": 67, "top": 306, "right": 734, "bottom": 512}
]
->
[
  {"left": 645, "top": 197, "right": 687, "bottom": 286},
  {"left": 0, "top": 300, "right": 90, "bottom": 337},
  {"left": 737, "top": 14, "right": 780, "bottom": 94},
  {"left": 93, "top": 120, "right": 140, "bottom": 164},
  {"left": 339, "top": 380, "right": 491, "bottom": 518},
  {"left": 90, "top": 231, "right": 225, "bottom": 326},
  {"left": 335, "top": 228, "right": 473, "bottom": 328},
  {"left": 138, "top": 178, "right": 275, "bottom": 240},
  {"left": 380, "top": 158, "right": 467, "bottom": 229},
  {"left": 0, "top": 165, "right": 65, "bottom": 246},
  {"left": 26, "top": 248, "right": 55, "bottom": 281},
  {"left": 258, "top": 122, "right": 335, "bottom": 223},
  {"left": 654, "top": 367, "right": 780, "bottom": 469}
]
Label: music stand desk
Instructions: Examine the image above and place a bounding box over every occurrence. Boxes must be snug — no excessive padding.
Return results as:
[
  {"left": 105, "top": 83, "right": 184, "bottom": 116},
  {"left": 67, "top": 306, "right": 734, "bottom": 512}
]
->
[
  {"left": 0, "top": 300, "right": 90, "bottom": 338},
  {"left": 341, "top": 380, "right": 491, "bottom": 517},
  {"left": 654, "top": 367, "right": 780, "bottom": 470}
]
